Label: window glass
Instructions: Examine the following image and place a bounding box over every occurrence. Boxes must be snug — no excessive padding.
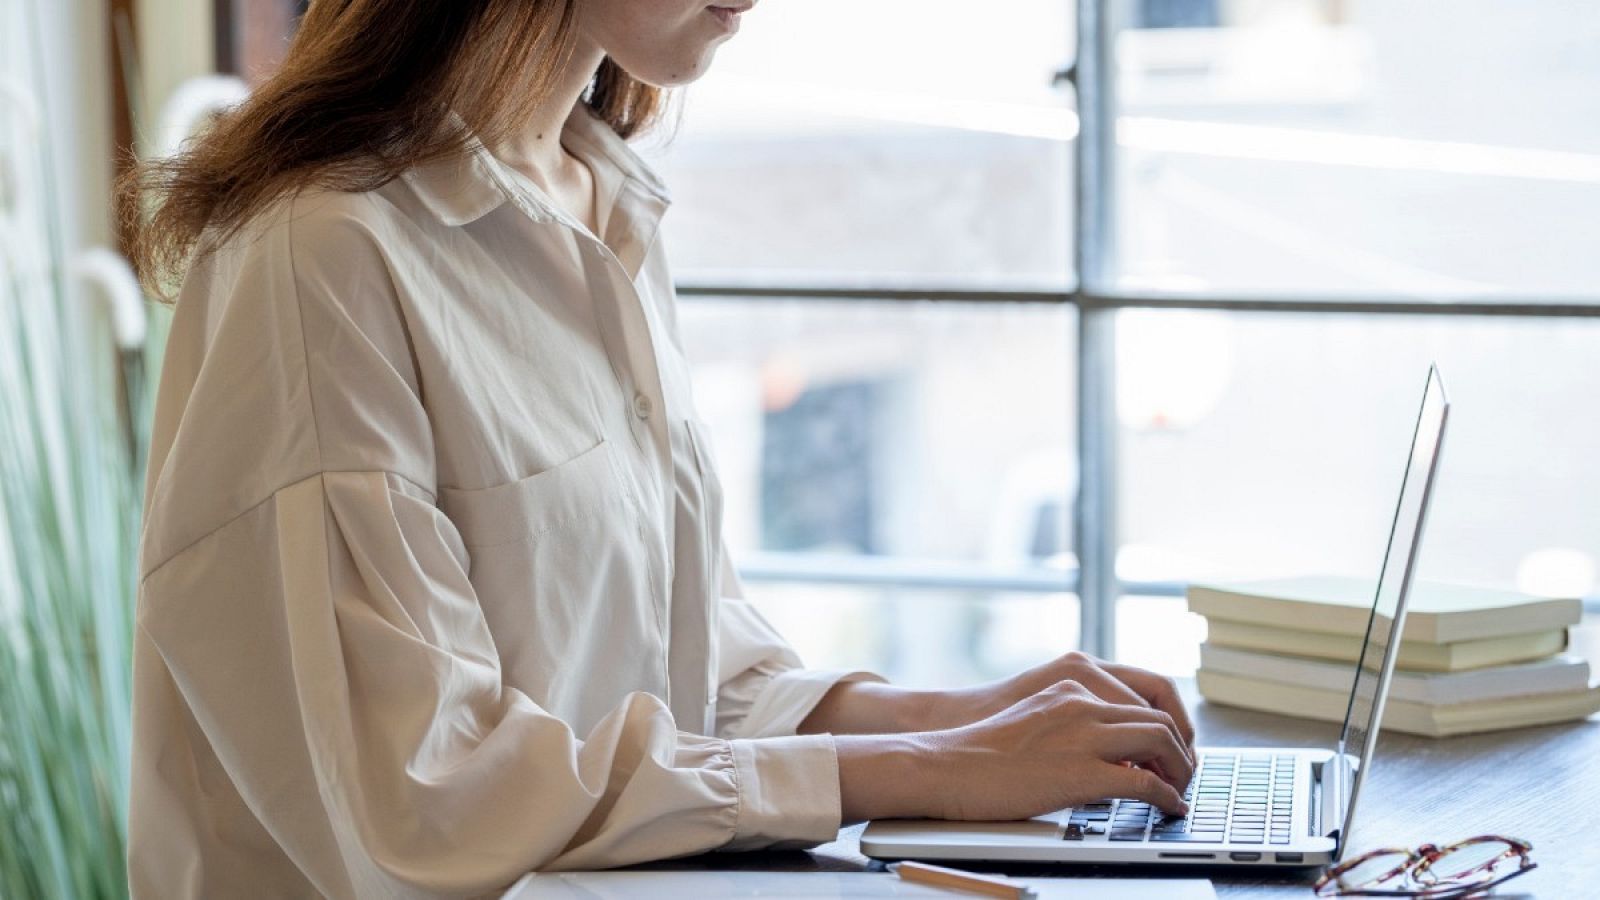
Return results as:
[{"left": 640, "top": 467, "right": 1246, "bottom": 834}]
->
[
  {"left": 648, "top": 1, "right": 1077, "bottom": 286},
  {"left": 754, "top": 586, "right": 1080, "bottom": 689},
  {"left": 1114, "top": 311, "right": 1600, "bottom": 674},
  {"left": 681, "top": 299, "right": 1076, "bottom": 561},
  {"left": 1112, "top": 0, "right": 1600, "bottom": 299},
  {"left": 678, "top": 298, "right": 1079, "bottom": 681}
]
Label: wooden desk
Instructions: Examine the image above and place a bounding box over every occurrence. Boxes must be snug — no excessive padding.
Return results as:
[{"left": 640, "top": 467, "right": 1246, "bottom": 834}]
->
[{"left": 647, "top": 683, "right": 1598, "bottom": 898}]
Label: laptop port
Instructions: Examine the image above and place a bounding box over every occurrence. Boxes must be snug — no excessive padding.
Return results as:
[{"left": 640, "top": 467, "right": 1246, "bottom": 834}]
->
[
  {"left": 1229, "top": 852, "right": 1262, "bottom": 862},
  {"left": 1276, "top": 852, "right": 1305, "bottom": 864},
  {"left": 1157, "top": 852, "right": 1215, "bottom": 860}
]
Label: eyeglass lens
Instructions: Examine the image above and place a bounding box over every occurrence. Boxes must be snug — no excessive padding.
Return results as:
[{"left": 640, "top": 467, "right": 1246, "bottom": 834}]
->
[
  {"left": 1420, "top": 839, "right": 1517, "bottom": 884},
  {"left": 1334, "top": 850, "right": 1415, "bottom": 888}
]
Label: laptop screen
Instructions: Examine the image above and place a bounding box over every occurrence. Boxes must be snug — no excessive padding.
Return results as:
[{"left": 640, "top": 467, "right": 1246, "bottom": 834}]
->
[{"left": 1334, "top": 366, "right": 1449, "bottom": 851}]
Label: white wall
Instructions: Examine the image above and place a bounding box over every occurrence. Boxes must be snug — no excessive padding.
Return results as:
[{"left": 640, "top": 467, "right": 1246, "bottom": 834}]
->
[
  {"left": 135, "top": 0, "right": 215, "bottom": 153},
  {"left": 29, "top": 0, "right": 114, "bottom": 251},
  {"left": 25, "top": 0, "right": 213, "bottom": 251}
]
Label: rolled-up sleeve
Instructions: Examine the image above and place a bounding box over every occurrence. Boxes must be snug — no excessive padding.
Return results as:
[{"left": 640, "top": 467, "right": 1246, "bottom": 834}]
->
[{"left": 712, "top": 547, "right": 886, "bottom": 742}]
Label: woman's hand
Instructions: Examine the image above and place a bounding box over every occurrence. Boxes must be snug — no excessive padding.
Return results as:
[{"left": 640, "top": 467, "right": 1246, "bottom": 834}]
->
[
  {"left": 929, "top": 652, "right": 1196, "bottom": 755},
  {"left": 834, "top": 680, "right": 1194, "bottom": 823},
  {"left": 802, "top": 651, "right": 1196, "bottom": 760}
]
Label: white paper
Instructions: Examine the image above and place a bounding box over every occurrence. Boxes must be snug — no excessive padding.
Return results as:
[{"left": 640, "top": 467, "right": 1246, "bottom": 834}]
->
[{"left": 503, "top": 870, "right": 1217, "bottom": 899}]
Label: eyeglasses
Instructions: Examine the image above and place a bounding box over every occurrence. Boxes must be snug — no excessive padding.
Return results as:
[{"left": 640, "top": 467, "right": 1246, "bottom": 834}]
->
[{"left": 1313, "top": 835, "right": 1536, "bottom": 899}]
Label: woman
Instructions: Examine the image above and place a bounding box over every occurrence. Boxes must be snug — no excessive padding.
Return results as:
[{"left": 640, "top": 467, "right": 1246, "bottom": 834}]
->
[{"left": 122, "top": 1, "right": 1195, "bottom": 897}]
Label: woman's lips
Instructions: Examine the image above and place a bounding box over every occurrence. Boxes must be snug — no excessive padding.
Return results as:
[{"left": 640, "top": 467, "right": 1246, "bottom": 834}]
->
[{"left": 706, "top": 4, "right": 748, "bottom": 32}]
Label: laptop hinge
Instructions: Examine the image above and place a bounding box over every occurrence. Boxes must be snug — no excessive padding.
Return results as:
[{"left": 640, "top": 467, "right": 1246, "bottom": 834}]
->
[{"left": 1316, "top": 755, "right": 1352, "bottom": 844}]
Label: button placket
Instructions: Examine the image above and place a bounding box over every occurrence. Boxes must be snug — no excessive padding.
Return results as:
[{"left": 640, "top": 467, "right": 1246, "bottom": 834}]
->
[
  {"left": 492, "top": 150, "right": 680, "bottom": 688},
  {"left": 574, "top": 237, "right": 676, "bottom": 677}
]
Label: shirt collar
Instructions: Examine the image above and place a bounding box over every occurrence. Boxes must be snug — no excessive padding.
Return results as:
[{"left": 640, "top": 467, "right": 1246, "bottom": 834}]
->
[
  {"left": 399, "top": 137, "right": 510, "bottom": 227},
  {"left": 558, "top": 103, "right": 672, "bottom": 205},
  {"left": 400, "top": 104, "right": 671, "bottom": 229}
]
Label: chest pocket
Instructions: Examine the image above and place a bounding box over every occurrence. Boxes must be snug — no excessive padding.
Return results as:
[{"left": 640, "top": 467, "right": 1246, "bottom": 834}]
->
[
  {"left": 439, "top": 440, "right": 623, "bottom": 547},
  {"left": 437, "top": 439, "right": 663, "bottom": 731}
]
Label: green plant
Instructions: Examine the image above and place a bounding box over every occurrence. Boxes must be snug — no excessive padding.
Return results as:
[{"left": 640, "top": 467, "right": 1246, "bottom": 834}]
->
[{"left": 1, "top": 3, "right": 163, "bottom": 897}]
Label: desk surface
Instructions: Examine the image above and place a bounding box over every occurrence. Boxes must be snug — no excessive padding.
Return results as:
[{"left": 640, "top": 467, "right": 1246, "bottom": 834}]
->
[{"left": 646, "top": 683, "right": 1598, "bottom": 898}]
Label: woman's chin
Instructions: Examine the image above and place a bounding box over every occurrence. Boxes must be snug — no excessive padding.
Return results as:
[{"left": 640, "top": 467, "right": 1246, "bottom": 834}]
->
[{"left": 629, "top": 53, "right": 718, "bottom": 89}]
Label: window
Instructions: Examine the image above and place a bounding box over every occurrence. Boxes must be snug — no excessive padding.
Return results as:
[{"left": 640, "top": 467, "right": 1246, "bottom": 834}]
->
[
  {"left": 676, "top": 299, "right": 1078, "bottom": 687},
  {"left": 1112, "top": 0, "right": 1600, "bottom": 299},
  {"left": 646, "top": 0, "right": 1077, "bottom": 287},
  {"left": 1105, "top": 0, "right": 1600, "bottom": 674},
  {"left": 652, "top": 1, "right": 1084, "bottom": 685},
  {"left": 1115, "top": 312, "right": 1600, "bottom": 672},
  {"left": 662, "top": 0, "right": 1600, "bottom": 681}
]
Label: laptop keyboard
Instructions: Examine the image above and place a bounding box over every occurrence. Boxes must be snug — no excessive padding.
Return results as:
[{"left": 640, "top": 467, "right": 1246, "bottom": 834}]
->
[{"left": 1065, "top": 752, "right": 1297, "bottom": 845}]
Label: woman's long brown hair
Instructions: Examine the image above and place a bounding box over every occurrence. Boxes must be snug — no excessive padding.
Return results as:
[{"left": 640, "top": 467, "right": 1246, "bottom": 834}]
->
[{"left": 119, "top": 0, "right": 664, "bottom": 298}]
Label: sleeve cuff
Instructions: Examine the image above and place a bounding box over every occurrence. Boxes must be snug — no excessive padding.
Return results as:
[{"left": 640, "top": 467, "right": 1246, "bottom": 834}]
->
[
  {"left": 725, "top": 734, "right": 842, "bottom": 850},
  {"left": 734, "top": 668, "right": 886, "bottom": 739}
]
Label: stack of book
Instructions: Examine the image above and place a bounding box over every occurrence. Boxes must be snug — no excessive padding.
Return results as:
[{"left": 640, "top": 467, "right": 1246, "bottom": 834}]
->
[{"left": 1189, "top": 576, "right": 1600, "bottom": 738}]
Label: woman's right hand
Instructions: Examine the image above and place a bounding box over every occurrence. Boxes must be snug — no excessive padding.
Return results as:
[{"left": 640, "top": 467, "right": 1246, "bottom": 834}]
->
[{"left": 834, "top": 680, "right": 1193, "bottom": 824}]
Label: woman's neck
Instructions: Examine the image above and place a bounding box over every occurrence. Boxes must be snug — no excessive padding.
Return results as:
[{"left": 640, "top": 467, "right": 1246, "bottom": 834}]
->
[{"left": 492, "top": 41, "right": 608, "bottom": 178}]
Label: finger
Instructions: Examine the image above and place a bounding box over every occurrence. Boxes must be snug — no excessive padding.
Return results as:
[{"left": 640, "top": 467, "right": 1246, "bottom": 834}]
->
[
  {"left": 1101, "top": 662, "right": 1197, "bottom": 750},
  {"left": 1060, "top": 662, "right": 1151, "bottom": 712},
  {"left": 1055, "top": 656, "right": 1191, "bottom": 764},
  {"left": 1087, "top": 761, "right": 1189, "bottom": 816},
  {"left": 1043, "top": 678, "right": 1095, "bottom": 700},
  {"left": 1093, "top": 723, "right": 1195, "bottom": 791},
  {"left": 1091, "top": 699, "right": 1192, "bottom": 768}
]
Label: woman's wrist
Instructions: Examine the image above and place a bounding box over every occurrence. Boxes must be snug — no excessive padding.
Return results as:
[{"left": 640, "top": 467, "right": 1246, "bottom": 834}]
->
[{"left": 833, "top": 731, "right": 947, "bottom": 823}]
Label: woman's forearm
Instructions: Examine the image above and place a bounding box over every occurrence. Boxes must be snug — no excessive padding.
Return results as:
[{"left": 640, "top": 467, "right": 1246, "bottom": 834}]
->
[{"left": 797, "top": 680, "right": 937, "bottom": 735}]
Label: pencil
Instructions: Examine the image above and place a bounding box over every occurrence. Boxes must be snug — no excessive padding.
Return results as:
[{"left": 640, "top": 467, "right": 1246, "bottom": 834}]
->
[{"left": 889, "top": 860, "right": 1038, "bottom": 899}]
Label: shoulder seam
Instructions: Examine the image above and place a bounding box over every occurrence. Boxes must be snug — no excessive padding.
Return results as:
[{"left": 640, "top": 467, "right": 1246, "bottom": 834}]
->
[
  {"left": 138, "top": 468, "right": 439, "bottom": 586},
  {"left": 140, "top": 470, "right": 321, "bottom": 586}
]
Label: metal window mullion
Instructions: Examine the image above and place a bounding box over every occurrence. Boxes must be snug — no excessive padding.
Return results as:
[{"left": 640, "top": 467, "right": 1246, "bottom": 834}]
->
[
  {"left": 1073, "top": 0, "right": 1120, "bottom": 659},
  {"left": 675, "top": 284, "right": 1600, "bottom": 318}
]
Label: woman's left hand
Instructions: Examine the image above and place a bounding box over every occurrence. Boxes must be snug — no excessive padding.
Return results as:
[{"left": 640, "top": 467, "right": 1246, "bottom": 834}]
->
[
  {"left": 917, "top": 652, "right": 1195, "bottom": 757},
  {"left": 802, "top": 652, "right": 1195, "bottom": 763}
]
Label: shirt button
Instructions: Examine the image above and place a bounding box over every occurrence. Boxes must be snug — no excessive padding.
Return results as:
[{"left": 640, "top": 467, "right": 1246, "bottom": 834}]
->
[{"left": 632, "top": 392, "right": 653, "bottom": 420}]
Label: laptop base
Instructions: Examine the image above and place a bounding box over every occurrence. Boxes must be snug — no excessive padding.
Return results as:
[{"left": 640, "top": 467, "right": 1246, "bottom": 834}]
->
[{"left": 860, "top": 747, "right": 1338, "bottom": 869}]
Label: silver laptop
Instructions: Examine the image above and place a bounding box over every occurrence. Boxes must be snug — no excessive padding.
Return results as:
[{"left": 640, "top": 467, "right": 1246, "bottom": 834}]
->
[{"left": 862, "top": 365, "right": 1450, "bottom": 869}]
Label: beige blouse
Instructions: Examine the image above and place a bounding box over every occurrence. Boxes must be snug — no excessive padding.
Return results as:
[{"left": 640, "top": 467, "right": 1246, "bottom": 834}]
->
[{"left": 129, "top": 105, "right": 876, "bottom": 899}]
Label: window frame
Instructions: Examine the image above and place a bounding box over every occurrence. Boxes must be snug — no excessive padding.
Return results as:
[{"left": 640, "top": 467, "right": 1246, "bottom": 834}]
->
[{"left": 676, "top": 0, "right": 1600, "bottom": 658}]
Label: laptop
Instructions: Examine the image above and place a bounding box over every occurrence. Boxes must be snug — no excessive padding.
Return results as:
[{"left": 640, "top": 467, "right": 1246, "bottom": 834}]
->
[{"left": 862, "top": 365, "right": 1450, "bottom": 869}]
